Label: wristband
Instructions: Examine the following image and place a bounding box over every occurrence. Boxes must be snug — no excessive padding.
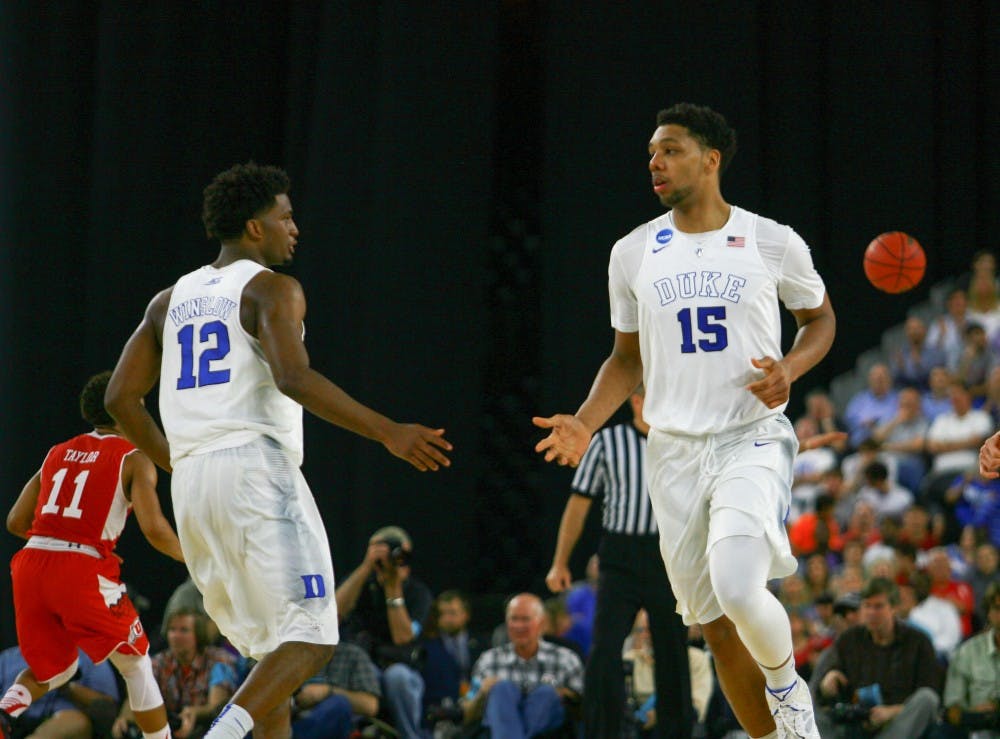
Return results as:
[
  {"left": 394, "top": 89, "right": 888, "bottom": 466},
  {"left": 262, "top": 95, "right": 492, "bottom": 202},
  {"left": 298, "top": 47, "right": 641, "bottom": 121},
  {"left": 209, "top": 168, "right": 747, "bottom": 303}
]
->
[{"left": 386, "top": 597, "right": 405, "bottom": 608}]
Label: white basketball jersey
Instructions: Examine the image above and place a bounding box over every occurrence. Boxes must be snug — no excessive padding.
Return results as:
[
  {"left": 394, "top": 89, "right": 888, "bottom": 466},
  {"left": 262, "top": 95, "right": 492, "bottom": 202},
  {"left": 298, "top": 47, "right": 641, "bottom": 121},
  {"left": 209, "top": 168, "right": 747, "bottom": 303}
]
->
[
  {"left": 159, "top": 260, "right": 304, "bottom": 466},
  {"left": 609, "top": 206, "right": 826, "bottom": 435}
]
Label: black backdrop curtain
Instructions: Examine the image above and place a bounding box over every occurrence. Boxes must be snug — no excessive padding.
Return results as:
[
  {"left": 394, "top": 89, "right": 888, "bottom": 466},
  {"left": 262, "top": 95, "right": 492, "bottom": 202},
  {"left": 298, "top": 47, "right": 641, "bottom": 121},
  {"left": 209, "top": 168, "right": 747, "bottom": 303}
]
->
[{"left": 1, "top": 1, "right": 997, "bottom": 646}]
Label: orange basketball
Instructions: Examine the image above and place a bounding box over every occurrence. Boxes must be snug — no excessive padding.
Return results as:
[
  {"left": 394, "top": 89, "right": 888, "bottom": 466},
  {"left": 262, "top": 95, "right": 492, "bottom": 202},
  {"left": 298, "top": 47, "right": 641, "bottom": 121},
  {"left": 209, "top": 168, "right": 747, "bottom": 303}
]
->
[{"left": 863, "top": 231, "right": 925, "bottom": 294}]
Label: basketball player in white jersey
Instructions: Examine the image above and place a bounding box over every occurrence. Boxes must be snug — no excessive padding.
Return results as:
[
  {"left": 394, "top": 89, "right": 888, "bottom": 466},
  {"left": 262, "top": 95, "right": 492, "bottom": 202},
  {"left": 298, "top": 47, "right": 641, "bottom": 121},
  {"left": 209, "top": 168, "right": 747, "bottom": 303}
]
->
[
  {"left": 105, "top": 162, "right": 453, "bottom": 739},
  {"left": 534, "top": 104, "right": 835, "bottom": 739}
]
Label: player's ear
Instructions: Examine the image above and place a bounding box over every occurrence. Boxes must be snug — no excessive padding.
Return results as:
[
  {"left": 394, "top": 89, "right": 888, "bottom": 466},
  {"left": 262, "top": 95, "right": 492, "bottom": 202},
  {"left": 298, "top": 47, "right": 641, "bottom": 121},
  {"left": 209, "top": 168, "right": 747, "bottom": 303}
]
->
[
  {"left": 245, "top": 217, "right": 264, "bottom": 240},
  {"left": 703, "top": 147, "right": 721, "bottom": 174}
]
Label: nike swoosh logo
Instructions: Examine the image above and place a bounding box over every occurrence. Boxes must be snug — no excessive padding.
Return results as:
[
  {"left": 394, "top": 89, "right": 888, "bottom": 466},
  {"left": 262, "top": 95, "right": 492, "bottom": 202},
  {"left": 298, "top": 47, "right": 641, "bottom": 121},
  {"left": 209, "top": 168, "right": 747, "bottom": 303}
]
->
[
  {"left": 754, "top": 441, "right": 774, "bottom": 447},
  {"left": 652, "top": 244, "right": 667, "bottom": 253}
]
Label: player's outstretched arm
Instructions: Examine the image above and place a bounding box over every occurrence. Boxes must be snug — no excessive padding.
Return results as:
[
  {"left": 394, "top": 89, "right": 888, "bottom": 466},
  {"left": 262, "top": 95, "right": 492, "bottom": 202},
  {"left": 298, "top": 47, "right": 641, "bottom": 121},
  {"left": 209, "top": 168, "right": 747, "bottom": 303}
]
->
[
  {"left": 106, "top": 289, "right": 173, "bottom": 472},
  {"left": 124, "top": 451, "right": 184, "bottom": 562},
  {"left": 249, "top": 272, "right": 452, "bottom": 471},
  {"left": 6, "top": 469, "right": 41, "bottom": 538},
  {"left": 747, "top": 293, "right": 835, "bottom": 408},
  {"left": 534, "top": 330, "right": 642, "bottom": 467},
  {"left": 980, "top": 431, "right": 1000, "bottom": 478}
]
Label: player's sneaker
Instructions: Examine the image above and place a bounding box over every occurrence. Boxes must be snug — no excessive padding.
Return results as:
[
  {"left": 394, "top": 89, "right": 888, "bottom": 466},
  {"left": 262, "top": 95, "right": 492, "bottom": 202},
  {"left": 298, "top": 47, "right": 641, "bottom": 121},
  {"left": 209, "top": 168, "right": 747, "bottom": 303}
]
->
[{"left": 765, "top": 677, "right": 820, "bottom": 739}]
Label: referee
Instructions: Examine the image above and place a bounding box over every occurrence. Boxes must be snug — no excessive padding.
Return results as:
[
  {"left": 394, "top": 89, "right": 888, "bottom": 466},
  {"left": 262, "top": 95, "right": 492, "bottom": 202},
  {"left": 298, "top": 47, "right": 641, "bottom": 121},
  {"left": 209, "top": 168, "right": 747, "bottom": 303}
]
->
[{"left": 546, "top": 388, "right": 694, "bottom": 739}]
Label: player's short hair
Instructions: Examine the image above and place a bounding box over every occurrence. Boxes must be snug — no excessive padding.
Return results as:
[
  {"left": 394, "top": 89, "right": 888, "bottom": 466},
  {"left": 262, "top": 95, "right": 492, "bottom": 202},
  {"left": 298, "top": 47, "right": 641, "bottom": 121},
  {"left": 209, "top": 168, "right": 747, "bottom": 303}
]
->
[
  {"left": 202, "top": 162, "right": 291, "bottom": 241},
  {"left": 80, "top": 371, "right": 114, "bottom": 428},
  {"left": 656, "top": 103, "right": 738, "bottom": 175}
]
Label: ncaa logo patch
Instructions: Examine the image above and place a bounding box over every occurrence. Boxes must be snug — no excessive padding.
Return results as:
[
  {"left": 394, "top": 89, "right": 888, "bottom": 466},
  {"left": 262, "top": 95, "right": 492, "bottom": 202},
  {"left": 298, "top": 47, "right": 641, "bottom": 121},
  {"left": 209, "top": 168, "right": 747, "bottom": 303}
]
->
[{"left": 655, "top": 229, "right": 673, "bottom": 244}]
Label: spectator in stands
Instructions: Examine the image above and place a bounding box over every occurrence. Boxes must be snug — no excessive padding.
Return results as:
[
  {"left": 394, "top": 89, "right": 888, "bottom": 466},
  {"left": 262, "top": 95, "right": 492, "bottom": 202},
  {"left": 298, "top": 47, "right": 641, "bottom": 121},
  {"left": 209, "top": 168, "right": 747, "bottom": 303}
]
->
[
  {"left": 941, "top": 582, "right": 1000, "bottom": 737},
  {"left": 956, "top": 322, "right": 994, "bottom": 400},
  {"left": 792, "top": 417, "right": 841, "bottom": 520},
  {"left": 460, "top": 594, "right": 583, "bottom": 738},
  {"left": 542, "top": 596, "right": 584, "bottom": 659},
  {"left": 114, "top": 608, "right": 238, "bottom": 739},
  {"left": 947, "top": 470, "right": 1000, "bottom": 550},
  {"left": 813, "top": 577, "right": 942, "bottom": 739},
  {"left": 622, "top": 609, "right": 714, "bottom": 736},
  {"left": 856, "top": 461, "right": 915, "bottom": 525},
  {"left": 896, "top": 505, "right": 941, "bottom": 554},
  {"left": 871, "top": 386, "right": 930, "bottom": 493},
  {"left": 898, "top": 570, "right": 962, "bottom": 662},
  {"left": 965, "top": 272, "right": 1000, "bottom": 344},
  {"left": 841, "top": 500, "right": 882, "bottom": 549},
  {"left": 927, "top": 547, "right": 976, "bottom": 639},
  {"left": 891, "top": 316, "right": 947, "bottom": 391},
  {"left": 789, "top": 493, "right": 843, "bottom": 559},
  {"left": 563, "top": 553, "right": 598, "bottom": 659},
  {"left": 291, "top": 642, "right": 381, "bottom": 739},
  {"left": 969, "top": 542, "right": 1000, "bottom": 630},
  {"left": 845, "top": 363, "right": 899, "bottom": 448},
  {"left": 421, "top": 590, "right": 486, "bottom": 715},
  {"left": 922, "top": 379, "right": 994, "bottom": 510},
  {"left": 801, "top": 388, "right": 850, "bottom": 456},
  {"left": 0, "top": 646, "right": 119, "bottom": 739},
  {"left": 842, "top": 438, "right": 898, "bottom": 497},
  {"left": 923, "top": 365, "right": 956, "bottom": 422},
  {"left": 927, "top": 287, "right": 969, "bottom": 371},
  {"left": 335, "top": 526, "right": 433, "bottom": 739}
]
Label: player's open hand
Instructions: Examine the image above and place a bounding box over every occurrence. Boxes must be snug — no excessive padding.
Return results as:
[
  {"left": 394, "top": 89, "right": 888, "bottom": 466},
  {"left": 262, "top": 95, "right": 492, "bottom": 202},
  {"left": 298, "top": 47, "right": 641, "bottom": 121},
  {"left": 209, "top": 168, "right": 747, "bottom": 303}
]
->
[
  {"left": 980, "top": 431, "right": 1000, "bottom": 478},
  {"left": 746, "top": 356, "right": 793, "bottom": 409},
  {"left": 385, "top": 424, "right": 452, "bottom": 471},
  {"left": 532, "top": 414, "right": 591, "bottom": 467}
]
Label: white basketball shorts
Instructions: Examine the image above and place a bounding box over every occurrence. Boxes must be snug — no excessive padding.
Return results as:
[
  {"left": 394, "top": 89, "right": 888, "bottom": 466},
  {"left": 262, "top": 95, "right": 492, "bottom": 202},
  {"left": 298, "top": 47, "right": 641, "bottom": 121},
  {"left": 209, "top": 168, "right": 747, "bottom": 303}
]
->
[
  {"left": 646, "top": 414, "right": 799, "bottom": 625},
  {"left": 171, "top": 436, "right": 339, "bottom": 659}
]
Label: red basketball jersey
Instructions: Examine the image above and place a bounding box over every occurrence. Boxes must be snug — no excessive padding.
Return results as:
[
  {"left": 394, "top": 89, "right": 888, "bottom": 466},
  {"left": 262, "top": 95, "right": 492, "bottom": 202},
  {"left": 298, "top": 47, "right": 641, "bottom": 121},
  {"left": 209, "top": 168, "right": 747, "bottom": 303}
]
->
[{"left": 28, "top": 431, "right": 137, "bottom": 557}]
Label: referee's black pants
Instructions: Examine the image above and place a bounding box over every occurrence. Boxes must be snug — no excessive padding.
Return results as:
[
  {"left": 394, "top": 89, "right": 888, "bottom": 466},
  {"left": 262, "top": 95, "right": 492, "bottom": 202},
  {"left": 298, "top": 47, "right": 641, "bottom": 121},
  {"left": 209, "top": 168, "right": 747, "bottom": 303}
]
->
[{"left": 584, "top": 533, "right": 694, "bottom": 739}]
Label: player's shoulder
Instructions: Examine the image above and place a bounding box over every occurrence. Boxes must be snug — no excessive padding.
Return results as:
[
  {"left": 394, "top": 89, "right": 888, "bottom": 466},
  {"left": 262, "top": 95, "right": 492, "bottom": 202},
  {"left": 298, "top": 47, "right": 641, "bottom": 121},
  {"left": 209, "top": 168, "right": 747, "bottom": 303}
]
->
[
  {"left": 612, "top": 212, "right": 672, "bottom": 255},
  {"left": 745, "top": 209, "right": 798, "bottom": 249}
]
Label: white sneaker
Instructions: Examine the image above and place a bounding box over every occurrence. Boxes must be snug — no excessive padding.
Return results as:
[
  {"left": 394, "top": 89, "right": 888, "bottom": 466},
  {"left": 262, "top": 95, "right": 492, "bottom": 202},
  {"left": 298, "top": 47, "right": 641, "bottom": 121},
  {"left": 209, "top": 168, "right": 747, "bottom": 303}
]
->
[{"left": 765, "top": 677, "right": 820, "bottom": 739}]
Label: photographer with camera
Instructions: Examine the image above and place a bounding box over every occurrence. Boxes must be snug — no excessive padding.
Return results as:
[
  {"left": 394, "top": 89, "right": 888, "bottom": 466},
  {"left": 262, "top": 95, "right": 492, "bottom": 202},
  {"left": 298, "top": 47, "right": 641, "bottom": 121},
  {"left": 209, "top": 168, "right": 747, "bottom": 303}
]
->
[
  {"left": 813, "top": 577, "right": 942, "bottom": 738},
  {"left": 336, "top": 526, "right": 433, "bottom": 739},
  {"left": 941, "top": 581, "right": 1000, "bottom": 738}
]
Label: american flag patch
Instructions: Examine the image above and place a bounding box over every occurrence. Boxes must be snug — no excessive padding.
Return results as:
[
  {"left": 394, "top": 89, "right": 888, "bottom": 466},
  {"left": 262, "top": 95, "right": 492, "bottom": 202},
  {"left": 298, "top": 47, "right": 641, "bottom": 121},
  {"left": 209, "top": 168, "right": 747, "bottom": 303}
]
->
[{"left": 726, "top": 235, "right": 745, "bottom": 247}]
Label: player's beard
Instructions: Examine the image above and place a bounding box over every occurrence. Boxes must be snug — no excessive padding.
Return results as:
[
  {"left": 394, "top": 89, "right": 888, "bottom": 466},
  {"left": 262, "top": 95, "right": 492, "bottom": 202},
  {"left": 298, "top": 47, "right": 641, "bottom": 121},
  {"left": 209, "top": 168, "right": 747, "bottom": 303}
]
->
[{"left": 660, "top": 184, "right": 694, "bottom": 209}]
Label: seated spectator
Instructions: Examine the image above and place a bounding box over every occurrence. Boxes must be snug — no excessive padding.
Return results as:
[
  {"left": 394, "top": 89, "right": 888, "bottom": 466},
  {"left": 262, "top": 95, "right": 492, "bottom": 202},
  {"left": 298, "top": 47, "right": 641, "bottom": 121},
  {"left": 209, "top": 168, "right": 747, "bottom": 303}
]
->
[
  {"left": 818, "top": 469, "right": 856, "bottom": 531},
  {"left": 421, "top": 590, "right": 486, "bottom": 714},
  {"left": 891, "top": 316, "right": 947, "bottom": 391},
  {"left": 948, "top": 470, "right": 1000, "bottom": 551},
  {"left": 803, "top": 553, "right": 835, "bottom": 602},
  {"left": 621, "top": 610, "right": 713, "bottom": 736},
  {"left": 812, "top": 577, "right": 942, "bottom": 739},
  {"left": 898, "top": 571, "right": 962, "bottom": 662},
  {"left": 856, "top": 461, "right": 915, "bottom": 523},
  {"left": 0, "top": 646, "right": 119, "bottom": 739},
  {"left": 335, "top": 526, "right": 433, "bottom": 739},
  {"left": 113, "top": 609, "right": 237, "bottom": 739},
  {"left": 927, "top": 287, "right": 969, "bottom": 372},
  {"left": 801, "top": 388, "right": 850, "bottom": 457},
  {"left": 969, "top": 542, "right": 1000, "bottom": 631},
  {"left": 841, "top": 500, "right": 882, "bottom": 549},
  {"left": 922, "top": 380, "right": 993, "bottom": 510},
  {"left": 966, "top": 271, "right": 1000, "bottom": 348},
  {"left": 895, "top": 505, "right": 941, "bottom": 555},
  {"left": 927, "top": 547, "right": 976, "bottom": 640},
  {"left": 942, "top": 582, "right": 1000, "bottom": 737},
  {"left": 291, "top": 641, "right": 381, "bottom": 739},
  {"left": 459, "top": 593, "right": 583, "bottom": 738},
  {"left": 842, "top": 439, "right": 899, "bottom": 496},
  {"left": 789, "top": 494, "right": 843, "bottom": 559},
  {"left": 792, "top": 417, "right": 841, "bottom": 520},
  {"left": 542, "top": 597, "right": 584, "bottom": 659},
  {"left": 845, "top": 363, "right": 899, "bottom": 448},
  {"left": 870, "top": 386, "right": 930, "bottom": 493},
  {"left": 923, "top": 365, "right": 955, "bottom": 422},
  {"left": 954, "top": 322, "right": 993, "bottom": 400}
]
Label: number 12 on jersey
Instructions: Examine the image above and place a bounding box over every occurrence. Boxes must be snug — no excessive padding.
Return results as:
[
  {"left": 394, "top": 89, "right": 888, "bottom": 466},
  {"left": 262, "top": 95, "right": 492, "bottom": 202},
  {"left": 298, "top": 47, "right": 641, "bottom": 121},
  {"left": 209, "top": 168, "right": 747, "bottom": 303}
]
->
[
  {"left": 176, "top": 320, "right": 232, "bottom": 389},
  {"left": 677, "top": 306, "right": 728, "bottom": 353}
]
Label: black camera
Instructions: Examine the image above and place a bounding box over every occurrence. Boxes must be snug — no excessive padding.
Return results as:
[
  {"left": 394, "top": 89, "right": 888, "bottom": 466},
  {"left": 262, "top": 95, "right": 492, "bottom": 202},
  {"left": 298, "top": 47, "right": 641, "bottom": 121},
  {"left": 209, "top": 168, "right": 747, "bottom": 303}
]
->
[
  {"left": 377, "top": 536, "right": 410, "bottom": 568},
  {"left": 829, "top": 702, "right": 871, "bottom": 724}
]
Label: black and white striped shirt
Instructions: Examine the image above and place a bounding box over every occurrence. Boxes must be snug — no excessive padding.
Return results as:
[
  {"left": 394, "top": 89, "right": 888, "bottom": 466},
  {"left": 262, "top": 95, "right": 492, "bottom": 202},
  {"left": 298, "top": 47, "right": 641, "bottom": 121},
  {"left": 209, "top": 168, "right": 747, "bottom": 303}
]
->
[{"left": 570, "top": 422, "right": 657, "bottom": 535}]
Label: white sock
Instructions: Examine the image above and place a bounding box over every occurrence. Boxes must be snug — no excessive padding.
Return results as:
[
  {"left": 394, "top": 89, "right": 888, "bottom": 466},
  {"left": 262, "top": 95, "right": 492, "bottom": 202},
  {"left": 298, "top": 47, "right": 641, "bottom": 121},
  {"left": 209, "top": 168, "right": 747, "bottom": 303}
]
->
[
  {"left": 142, "top": 727, "right": 170, "bottom": 739},
  {"left": 761, "top": 653, "right": 799, "bottom": 698},
  {"left": 204, "top": 704, "right": 253, "bottom": 739},
  {"left": 0, "top": 684, "right": 33, "bottom": 717}
]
